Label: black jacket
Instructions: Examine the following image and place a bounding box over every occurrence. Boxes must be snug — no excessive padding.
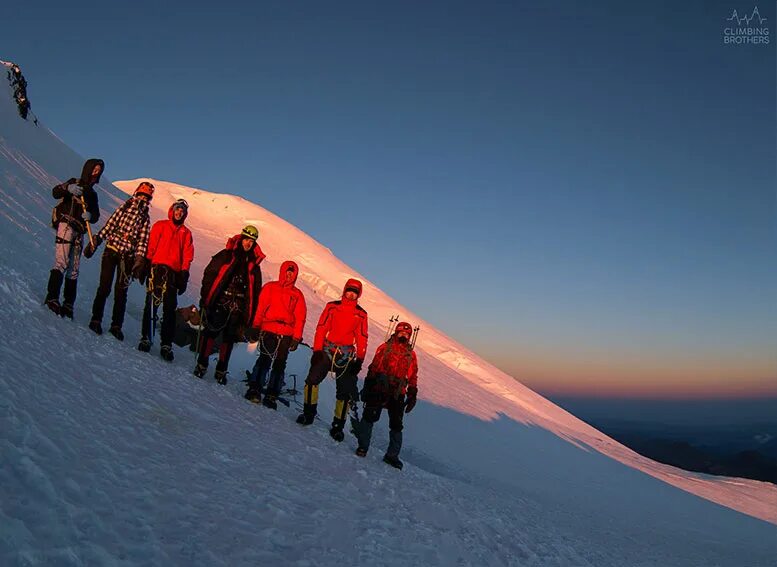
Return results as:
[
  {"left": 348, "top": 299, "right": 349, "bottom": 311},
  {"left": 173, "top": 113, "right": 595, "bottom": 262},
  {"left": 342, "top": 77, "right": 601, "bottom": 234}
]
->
[
  {"left": 52, "top": 158, "right": 103, "bottom": 234},
  {"left": 200, "top": 234, "right": 265, "bottom": 328}
]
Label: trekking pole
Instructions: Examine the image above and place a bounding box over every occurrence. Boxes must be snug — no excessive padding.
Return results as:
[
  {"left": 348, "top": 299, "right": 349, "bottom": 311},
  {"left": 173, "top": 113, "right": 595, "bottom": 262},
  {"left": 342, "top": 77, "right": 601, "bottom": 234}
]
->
[
  {"left": 194, "top": 306, "right": 204, "bottom": 363},
  {"left": 79, "top": 195, "right": 95, "bottom": 249},
  {"left": 384, "top": 315, "right": 399, "bottom": 341},
  {"left": 411, "top": 325, "right": 421, "bottom": 350}
]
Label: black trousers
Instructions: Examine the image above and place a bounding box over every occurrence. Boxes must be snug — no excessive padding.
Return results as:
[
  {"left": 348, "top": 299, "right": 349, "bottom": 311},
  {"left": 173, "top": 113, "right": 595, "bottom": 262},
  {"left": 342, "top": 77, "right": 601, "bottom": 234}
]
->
[
  {"left": 363, "top": 395, "right": 406, "bottom": 432},
  {"left": 355, "top": 381, "right": 406, "bottom": 454},
  {"left": 305, "top": 350, "right": 359, "bottom": 401},
  {"left": 249, "top": 332, "right": 292, "bottom": 396},
  {"left": 196, "top": 299, "right": 244, "bottom": 369},
  {"left": 91, "top": 248, "right": 133, "bottom": 327},
  {"left": 141, "top": 265, "right": 179, "bottom": 346}
]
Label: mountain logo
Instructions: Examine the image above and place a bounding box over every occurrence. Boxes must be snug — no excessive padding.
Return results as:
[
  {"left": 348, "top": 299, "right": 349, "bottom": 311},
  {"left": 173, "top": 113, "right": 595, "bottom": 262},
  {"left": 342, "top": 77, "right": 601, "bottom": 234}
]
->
[{"left": 723, "top": 6, "right": 770, "bottom": 45}]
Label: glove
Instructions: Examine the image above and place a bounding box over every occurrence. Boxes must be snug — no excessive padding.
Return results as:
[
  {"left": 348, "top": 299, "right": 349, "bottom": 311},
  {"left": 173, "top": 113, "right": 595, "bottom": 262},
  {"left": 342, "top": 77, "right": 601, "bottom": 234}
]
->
[
  {"left": 289, "top": 338, "right": 300, "bottom": 352},
  {"left": 405, "top": 386, "right": 418, "bottom": 413},
  {"left": 177, "top": 270, "right": 189, "bottom": 295},
  {"left": 132, "top": 256, "right": 148, "bottom": 284},
  {"left": 67, "top": 184, "right": 83, "bottom": 197},
  {"left": 83, "top": 235, "right": 101, "bottom": 259},
  {"left": 82, "top": 211, "right": 91, "bottom": 222},
  {"left": 351, "top": 358, "right": 363, "bottom": 374},
  {"left": 245, "top": 328, "right": 262, "bottom": 343}
]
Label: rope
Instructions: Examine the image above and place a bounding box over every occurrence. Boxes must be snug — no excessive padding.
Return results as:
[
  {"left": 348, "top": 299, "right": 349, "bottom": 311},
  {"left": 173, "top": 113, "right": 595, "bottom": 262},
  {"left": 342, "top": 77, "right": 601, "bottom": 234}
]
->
[
  {"left": 257, "top": 331, "right": 281, "bottom": 360},
  {"left": 117, "top": 252, "right": 132, "bottom": 289},
  {"left": 146, "top": 267, "right": 168, "bottom": 308},
  {"left": 328, "top": 345, "right": 355, "bottom": 379}
]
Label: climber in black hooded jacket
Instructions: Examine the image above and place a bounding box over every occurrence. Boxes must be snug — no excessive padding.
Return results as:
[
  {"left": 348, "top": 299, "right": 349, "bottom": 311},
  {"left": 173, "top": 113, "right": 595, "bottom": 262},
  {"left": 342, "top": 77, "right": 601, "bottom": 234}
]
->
[{"left": 44, "top": 158, "right": 104, "bottom": 319}]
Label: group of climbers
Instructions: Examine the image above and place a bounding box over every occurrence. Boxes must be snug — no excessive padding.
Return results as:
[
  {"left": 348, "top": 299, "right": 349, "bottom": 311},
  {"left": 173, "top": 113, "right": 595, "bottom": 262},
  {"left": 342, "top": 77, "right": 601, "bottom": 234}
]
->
[{"left": 43, "top": 159, "right": 419, "bottom": 469}]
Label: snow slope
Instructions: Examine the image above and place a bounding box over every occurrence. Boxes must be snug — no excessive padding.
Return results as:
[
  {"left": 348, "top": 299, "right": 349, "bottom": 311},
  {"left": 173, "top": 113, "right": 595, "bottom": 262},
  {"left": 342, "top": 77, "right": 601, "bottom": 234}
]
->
[{"left": 1, "top": 70, "right": 775, "bottom": 566}]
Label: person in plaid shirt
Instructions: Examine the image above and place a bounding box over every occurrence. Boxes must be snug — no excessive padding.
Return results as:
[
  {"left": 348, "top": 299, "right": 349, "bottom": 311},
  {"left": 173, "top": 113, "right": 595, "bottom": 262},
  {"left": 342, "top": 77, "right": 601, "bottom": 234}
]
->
[{"left": 85, "top": 182, "right": 154, "bottom": 340}]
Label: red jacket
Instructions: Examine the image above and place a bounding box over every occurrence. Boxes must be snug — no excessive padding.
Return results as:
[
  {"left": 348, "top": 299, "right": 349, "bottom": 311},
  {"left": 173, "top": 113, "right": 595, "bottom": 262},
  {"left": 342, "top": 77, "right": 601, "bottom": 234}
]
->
[
  {"left": 251, "top": 260, "right": 307, "bottom": 340},
  {"left": 313, "top": 278, "right": 369, "bottom": 359},
  {"left": 146, "top": 204, "right": 194, "bottom": 272},
  {"left": 368, "top": 338, "right": 419, "bottom": 391}
]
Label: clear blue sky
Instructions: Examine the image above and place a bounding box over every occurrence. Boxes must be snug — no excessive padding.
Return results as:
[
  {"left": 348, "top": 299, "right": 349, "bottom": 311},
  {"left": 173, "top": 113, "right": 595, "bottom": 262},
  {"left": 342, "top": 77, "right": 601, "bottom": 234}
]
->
[{"left": 5, "top": 0, "right": 776, "bottom": 398}]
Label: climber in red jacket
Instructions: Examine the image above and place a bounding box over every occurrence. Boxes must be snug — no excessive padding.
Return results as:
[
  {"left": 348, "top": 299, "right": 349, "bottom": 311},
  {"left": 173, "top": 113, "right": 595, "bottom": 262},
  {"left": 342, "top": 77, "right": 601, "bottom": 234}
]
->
[
  {"left": 245, "top": 260, "right": 307, "bottom": 409},
  {"left": 296, "top": 278, "right": 368, "bottom": 442},
  {"left": 137, "top": 198, "right": 195, "bottom": 362},
  {"left": 353, "top": 321, "right": 418, "bottom": 470}
]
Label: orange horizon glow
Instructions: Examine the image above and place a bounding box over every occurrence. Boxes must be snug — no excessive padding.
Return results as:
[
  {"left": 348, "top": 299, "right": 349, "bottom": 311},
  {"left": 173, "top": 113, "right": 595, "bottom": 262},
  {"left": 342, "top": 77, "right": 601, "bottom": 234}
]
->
[{"left": 480, "top": 348, "right": 777, "bottom": 400}]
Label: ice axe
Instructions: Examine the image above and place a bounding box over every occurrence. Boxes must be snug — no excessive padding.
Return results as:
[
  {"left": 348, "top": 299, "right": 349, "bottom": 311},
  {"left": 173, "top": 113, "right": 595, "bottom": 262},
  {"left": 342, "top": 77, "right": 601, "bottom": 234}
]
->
[{"left": 79, "top": 195, "right": 95, "bottom": 249}]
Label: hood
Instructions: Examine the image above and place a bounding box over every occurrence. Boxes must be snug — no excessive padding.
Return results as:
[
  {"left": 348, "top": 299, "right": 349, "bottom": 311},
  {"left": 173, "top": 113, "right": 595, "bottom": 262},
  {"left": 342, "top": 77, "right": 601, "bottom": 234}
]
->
[
  {"left": 278, "top": 260, "right": 299, "bottom": 286},
  {"left": 342, "top": 278, "right": 363, "bottom": 299},
  {"left": 79, "top": 158, "right": 104, "bottom": 187},
  {"left": 225, "top": 234, "right": 266, "bottom": 263},
  {"left": 168, "top": 202, "right": 188, "bottom": 225}
]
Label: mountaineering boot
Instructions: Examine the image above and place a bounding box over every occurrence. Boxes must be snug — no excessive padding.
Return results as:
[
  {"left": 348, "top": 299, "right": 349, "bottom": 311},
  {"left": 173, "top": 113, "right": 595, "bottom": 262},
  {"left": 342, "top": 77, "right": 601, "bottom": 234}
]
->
[
  {"left": 329, "top": 417, "right": 346, "bottom": 442},
  {"left": 329, "top": 398, "right": 350, "bottom": 441},
  {"left": 44, "top": 269, "right": 63, "bottom": 314},
  {"left": 382, "top": 454, "right": 403, "bottom": 470},
  {"left": 160, "top": 345, "right": 174, "bottom": 362},
  {"left": 296, "top": 411, "right": 315, "bottom": 425},
  {"left": 88, "top": 319, "right": 103, "bottom": 335},
  {"left": 383, "top": 429, "right": 404, "bottom": 469},
  {"left": 296, "top": 383, "right": 318, "bottom": 425},
  {"left": 355, "top": 447, "right": 368, "bottom": 458},
  {"left": 45, "top": 298, "right": 61, "bottom": 316},
  {"left": 214, "top": 370, "right": 228, "bottom": 385},
  {"left": 109, "top": 325, "right": 124, "bottom": 341},
  {"left": 387, "top": 429, "right": 403, "bottom": 458},
  {"left": 137, "top": 337, "right": 152, "bottom": 352},
  {"left": 244, "top": 383, "right": 262, "bottom": 403},
  {"left": 193, "top": 362, "right": 208, "bottom": 378},
  {"left": 262, "top": 395, "right": 277, "bottom": 410},
  {"left": 60, "top": 278, "right": 77, "bottom": 319}
]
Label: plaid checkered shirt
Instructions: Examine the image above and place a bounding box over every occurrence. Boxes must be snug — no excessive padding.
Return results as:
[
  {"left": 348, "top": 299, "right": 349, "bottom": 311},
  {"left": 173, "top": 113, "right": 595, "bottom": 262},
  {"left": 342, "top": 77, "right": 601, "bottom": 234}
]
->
[{"left": 97, "top": 197, "right": 151, "bottom": 256}]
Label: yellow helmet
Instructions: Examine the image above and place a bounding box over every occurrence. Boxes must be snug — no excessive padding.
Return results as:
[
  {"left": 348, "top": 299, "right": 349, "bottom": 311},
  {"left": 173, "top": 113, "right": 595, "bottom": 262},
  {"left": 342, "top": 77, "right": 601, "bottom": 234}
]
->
[{"left": 241, "top": 225, "right": 259, "bottom": 241}]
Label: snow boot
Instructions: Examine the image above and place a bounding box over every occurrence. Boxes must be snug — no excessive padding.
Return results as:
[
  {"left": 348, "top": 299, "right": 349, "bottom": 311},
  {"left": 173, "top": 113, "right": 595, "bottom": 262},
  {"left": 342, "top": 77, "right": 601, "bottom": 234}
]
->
[
  {"left": 262, "top": 395, "right": 278, "bottom": 410},
  {"left": 387, "top": 429, "right": 403, "bottom": 458},
  {"left": 296, "top": 384, "right": 318, "bottom": 425},
  {"left": 382, "top": 454, "right": 403, "bottom": 470},
  {"left": 60, "top": 303, "right": 74, "bottom": 319},
  {"left": 45, "top": 299, "right": 61, "bottom": 316},
  {"left": 88, "top": 319, "right": 103, "bottom": 335},
  {"left": 329, "top": 418, "right": 346, "bottom": 442},
  {"left": 61, "top": 278, "right": 77, "bottom": 319},
  {"left": 160, "top": 345, "right": 174, "bottom": 362},
  {"left": 137, "top": 337, "right": 152, "bottom": 352},
  {"left": 214, "top": 369, "right": 228, "bottom": 385},
  {"left": 109, "top": 325, "right": 124, "bottom": 341},
  {"left": 296, "top": 406, "right": 316, "bottom": 425},
  {"left": 244, "top": 383, "right": 262, "bottom": 403},
  {"left": 355, "top": 447, "right": 368, "bottom": 458},
  {"left": 193, "top": 362, "right": 208, "bottom": 378},
  {"left": 44, "top": 270, "right": 63, "bottom": 314}
]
